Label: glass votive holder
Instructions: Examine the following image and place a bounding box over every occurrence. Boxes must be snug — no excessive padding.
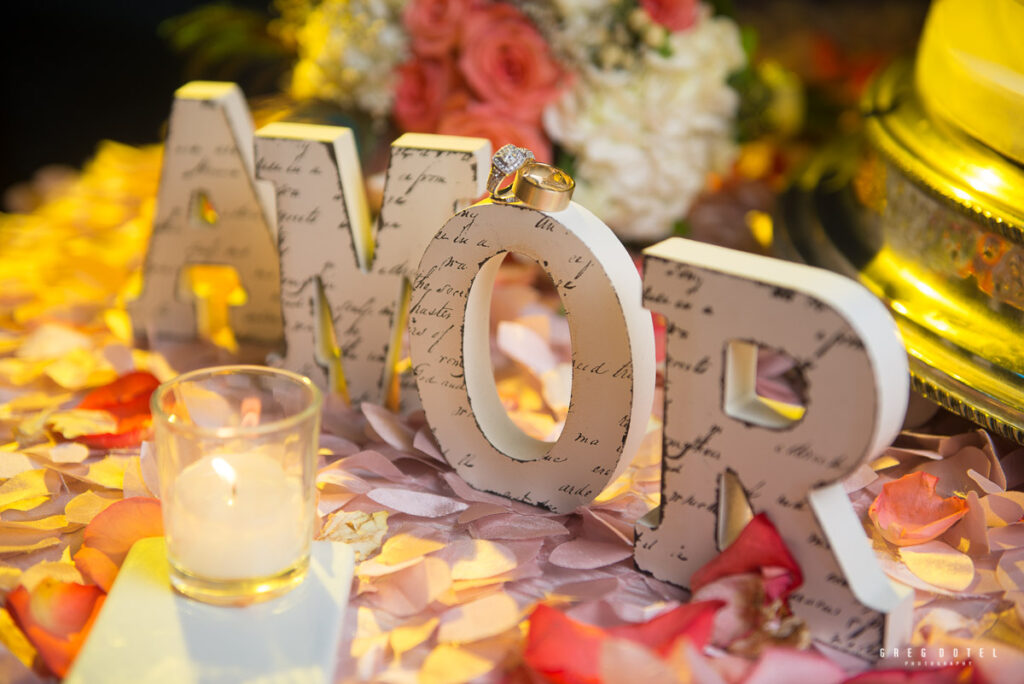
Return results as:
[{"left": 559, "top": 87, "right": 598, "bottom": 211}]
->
[{"left": 151, "top": 365, "right": 322, "bottom": 605}]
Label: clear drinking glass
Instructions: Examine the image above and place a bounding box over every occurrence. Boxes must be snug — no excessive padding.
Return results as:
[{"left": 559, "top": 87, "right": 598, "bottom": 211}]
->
[{"left": 151, "top": 365, "right": 322, "bottom": 605}]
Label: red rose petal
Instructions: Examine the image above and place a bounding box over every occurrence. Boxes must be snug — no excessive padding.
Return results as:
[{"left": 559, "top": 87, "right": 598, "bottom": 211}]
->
[
  {"left": 72, "top": 371, "right": 161, "bottom": 448},
  {"left": 690, "top": 512, "right": 803, "bottom": 602}
]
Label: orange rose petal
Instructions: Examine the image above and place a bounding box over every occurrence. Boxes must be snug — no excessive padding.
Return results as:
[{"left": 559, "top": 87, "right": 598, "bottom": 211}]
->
[
  {"left": 6, "top": 581, "right": 105, "bottom": 677},
  {"left": 80, "top": 496, "right": 162, "bottom": 566},
  {"left": 72, "top": 546, "right": 119, "bottom": 592},
  {"left": 868, "top": 471, "right": 969, "bottom": 547},
  {"left": 25, "top": 578, "right": 100, "bottom": 639}
]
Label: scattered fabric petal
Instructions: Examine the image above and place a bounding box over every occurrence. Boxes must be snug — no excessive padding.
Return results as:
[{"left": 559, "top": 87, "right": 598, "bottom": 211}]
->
[
  {"left": 940, "top": 491, "right": 989, "bottom": 557},
  {"left": 390, "top": 617, "right": 438, "bottom": 658},
  {"left": 361, "top": 403, "right": 415, "bottom": 452},
  {"left": 472, "top": 513, "right": 569, "bottom": 540},
  {"left": 419, "top": 643, "right": 498, "bottom": 684},
  {"left": 997, "top": 549, "right": 1024, "bottom": 594},
  {"left": 367, "top": 488, "right": 468, "bottom": 518},
  {"left": 457, "top": 502, "right": 510, "bottom": 524},
  {"left": 441, "top": 539, "right": 518, "bottom": 580},
  {"left": 548, "top": 539, "right": 633, "bottom": 570},
  {"left": 498, "top": 321, "right": 558, "bottom": 376},
  {"left": 980, "top": 493, "right": 1024, "bottom": 527},
  {"left": 899, "top": 541, "right": 975, "bottom": 592},
  {"left": 438, "top": 591, "right": 521, "bottom": 643},
  {"left": 375, "top": 533, "right": 446, "bottom": 566},
  {"left": 988, "top": 523, "right": 1024, "bottom": 551}
]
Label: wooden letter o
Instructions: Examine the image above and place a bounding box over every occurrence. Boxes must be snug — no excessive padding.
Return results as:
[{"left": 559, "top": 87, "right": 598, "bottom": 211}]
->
[{"left": 409, "top": 201, "right": 655, "bottom": 513}]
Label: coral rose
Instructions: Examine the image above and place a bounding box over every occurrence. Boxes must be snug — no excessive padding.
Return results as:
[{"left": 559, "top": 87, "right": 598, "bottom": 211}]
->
[
  {"left": 438, "top": 103, "right": 552, "bottom": 163},
  {"left": 459, "top": 4, "right": 567, "bottom": 123},
  {"left": 394, "top": 57, "right": 455, "bottom": 133},
  {"left": 640, "top": 0, "right": 697, "bottom": 33},
  {"left": 403, "top": 0, "right": 470, "bottom": 57},
  {"left": 869, "top": 471, "right": 969, "bottom": 546}
]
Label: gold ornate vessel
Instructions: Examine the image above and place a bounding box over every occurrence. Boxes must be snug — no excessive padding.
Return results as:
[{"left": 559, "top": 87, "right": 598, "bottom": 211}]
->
[{"left": 776, "top": 56, "right": 1024, "bottom": 443}]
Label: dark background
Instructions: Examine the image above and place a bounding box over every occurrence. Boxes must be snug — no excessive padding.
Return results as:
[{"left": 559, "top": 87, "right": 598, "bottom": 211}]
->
[
  {"left": 0, "top": 0, "right": 930, "bottom": 199},
  {"left": 0, "top": 1, "right": 270, "bottom": 195}
]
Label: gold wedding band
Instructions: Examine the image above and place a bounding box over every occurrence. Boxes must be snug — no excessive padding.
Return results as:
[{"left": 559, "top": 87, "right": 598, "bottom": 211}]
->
[{"left": 512, "top": 162, "right": 575, "bottom": 212}]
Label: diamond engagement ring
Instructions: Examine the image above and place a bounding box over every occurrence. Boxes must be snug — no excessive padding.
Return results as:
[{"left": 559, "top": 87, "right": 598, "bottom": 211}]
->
[{"left": 487, "top": 144, "right": 534, "bottom": 201}]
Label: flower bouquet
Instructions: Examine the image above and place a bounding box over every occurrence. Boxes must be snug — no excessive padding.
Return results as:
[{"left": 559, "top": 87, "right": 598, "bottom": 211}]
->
[{"left": 187, "top": 0, "right": 748, "bottom": 243}]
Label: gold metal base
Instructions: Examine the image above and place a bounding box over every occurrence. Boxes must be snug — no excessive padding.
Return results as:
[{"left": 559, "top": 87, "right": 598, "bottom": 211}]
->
[{"left": 169, "top": 555, "right": 309, "bottom": 606}]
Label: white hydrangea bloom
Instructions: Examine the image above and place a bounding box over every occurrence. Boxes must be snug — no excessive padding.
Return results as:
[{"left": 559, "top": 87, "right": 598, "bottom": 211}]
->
[
  {"left": 544, "top": 8, "right": 746, "bottom": 242},
  {"left": 290, "top": 0, "right": 408, "bottom": 119}
]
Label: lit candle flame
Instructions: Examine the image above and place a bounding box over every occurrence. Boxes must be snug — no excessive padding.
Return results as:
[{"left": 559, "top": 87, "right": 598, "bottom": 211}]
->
[{"left": 211, "top": 457, "right": 238, "bottom": 503}]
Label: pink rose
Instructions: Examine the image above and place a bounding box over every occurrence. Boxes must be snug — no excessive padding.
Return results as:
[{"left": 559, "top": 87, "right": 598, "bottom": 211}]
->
[
  {"left": 438, "top": 102, "right": 552, "bottom": 163},
  {"left": 640, "top": 0, "right": 697, "bottom": 32},
  {"left": 394, "top": 58, "right": 454, "bottom": 133},
  {"left": 458, "top": 4, "right": 567, "bottom": 124},
  {"left": 403, "top": 0, "right": 470, "bottom": 57}
]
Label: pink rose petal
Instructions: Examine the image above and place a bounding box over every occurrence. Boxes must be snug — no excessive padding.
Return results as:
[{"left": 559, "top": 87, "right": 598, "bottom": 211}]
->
[
  {"left": 367, "top": 488, "right": 468, "bottom": 518},
  {"left": 549, "top": 539, "right": 633, "bottom": 570},
  {"left": 869, "top": 472, "right": 968, "bottom": 546}
]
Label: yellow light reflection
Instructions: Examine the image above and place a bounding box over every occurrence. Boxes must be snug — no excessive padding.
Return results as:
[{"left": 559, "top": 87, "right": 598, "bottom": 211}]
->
[{"left": 181, "top": 265, "right": 247, "bottom": 353}]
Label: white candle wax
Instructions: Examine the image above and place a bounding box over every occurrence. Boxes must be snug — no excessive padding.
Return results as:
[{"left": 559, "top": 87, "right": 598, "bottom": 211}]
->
[{"left": 168, "top": 451, "right": 310, "bottom": 580}]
